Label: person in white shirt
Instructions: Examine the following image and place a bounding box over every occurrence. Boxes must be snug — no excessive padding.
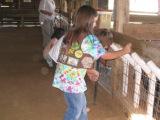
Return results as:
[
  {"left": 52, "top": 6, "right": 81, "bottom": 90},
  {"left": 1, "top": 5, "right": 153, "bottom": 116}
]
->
[
  {"left": 38, "top": 0, "right": 56, "bottom": 47},
  {"left": 43, "top": 27, "right": 65, "bottom": 67}
]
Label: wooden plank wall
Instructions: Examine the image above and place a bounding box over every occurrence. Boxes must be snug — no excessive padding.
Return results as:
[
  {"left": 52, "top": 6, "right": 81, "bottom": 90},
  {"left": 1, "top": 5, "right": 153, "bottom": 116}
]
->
[
  {"left": 123, "top": 24, "right": 160, "bottom": 40},
  {"left": 130, "top": 15, "right": 160, "bottom": 24},
  {"left": 112, "top": 32, "right": 160, "bottom": 65}
]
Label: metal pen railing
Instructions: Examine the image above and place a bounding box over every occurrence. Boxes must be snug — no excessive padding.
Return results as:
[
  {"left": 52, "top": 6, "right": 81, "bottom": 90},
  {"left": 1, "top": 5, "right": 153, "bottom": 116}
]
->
[{"left": 95, "top": 42, "right": 160, "bottom": 120}]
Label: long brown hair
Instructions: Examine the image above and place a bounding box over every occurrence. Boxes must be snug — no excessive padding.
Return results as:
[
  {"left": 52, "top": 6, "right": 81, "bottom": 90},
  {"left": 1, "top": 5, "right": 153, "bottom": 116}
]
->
[{"left": 65, "top": 5, "right": 98, "bottom": 46}]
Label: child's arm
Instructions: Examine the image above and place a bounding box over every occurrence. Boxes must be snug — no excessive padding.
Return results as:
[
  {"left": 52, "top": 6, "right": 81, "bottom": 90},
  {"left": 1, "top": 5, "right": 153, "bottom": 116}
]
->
[
  {"left": 43, "top": 38, "right": 57, "bottom": 59},
  {"left": 101, "top": 43, "right": 132, "bottom": 60}
]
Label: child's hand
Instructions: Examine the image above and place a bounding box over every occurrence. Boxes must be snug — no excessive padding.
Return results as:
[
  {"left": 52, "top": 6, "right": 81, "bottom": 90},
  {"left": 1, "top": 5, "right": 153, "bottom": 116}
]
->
[
  {"left": 87, "top": 69, "right": 99, "bottom": 82},
  {"left": 123, "top": 43, "right": 132, "bottom": 54}
]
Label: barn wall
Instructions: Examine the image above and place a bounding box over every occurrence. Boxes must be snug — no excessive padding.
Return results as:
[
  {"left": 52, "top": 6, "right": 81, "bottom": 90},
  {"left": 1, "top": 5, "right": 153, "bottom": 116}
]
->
[
  {"left": 124, "top": 24, "right": 160, "bottom": 40},
  {"left": 113, "top": 32, "right": 160, "bottom": 66}
]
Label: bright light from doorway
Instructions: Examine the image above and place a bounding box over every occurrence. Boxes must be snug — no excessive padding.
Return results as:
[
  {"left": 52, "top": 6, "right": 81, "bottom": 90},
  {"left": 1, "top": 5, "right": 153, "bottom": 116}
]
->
[
  {"left": 130, "top": 0, "right": 158, "bottom": 13},
  {"left": 130, "top": 113, "right": 155, "bottom": 120},
  {"left": 108, "top": 0, "right": 158, "bottom": 13}
]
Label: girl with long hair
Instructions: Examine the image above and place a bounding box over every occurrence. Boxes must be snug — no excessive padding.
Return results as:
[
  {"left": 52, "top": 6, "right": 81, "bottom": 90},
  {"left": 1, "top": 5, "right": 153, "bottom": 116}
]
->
[{"left": 52, "top": 5, "right": 132, "bottom": 120}]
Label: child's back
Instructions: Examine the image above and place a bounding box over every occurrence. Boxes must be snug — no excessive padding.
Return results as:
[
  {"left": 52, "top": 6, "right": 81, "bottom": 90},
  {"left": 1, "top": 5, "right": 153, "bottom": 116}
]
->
[{"left": 43, "top": 27, "right": 65, "bottom": 67}]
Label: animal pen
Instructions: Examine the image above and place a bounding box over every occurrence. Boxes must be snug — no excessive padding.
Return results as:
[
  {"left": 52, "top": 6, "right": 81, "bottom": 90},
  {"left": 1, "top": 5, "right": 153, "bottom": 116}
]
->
[
  {"left": 0, "top": 1, "right": 160, "bottom": 120},
  {"left": 95, "top": 35, "right": 160, "bottom": 120}
]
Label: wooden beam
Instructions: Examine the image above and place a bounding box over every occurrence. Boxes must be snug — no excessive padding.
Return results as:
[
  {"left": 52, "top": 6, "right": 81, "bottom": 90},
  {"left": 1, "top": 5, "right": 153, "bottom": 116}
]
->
[
  {"left": 158, "top": 0, "right": 160, "bottom": 15},
  {"left": 75, "top": 0, "right": 85, "bottom": 11},
  {"left": 124, "top": 24, "right": 160, "bottom": 40},
  {"left": 129, "top": 15, "right": 160, "bottom": 24},
  {"left": 90, "top": 0, "right": 98, "bottom": 9},
  {"left": 113, "top": 0, "right": 129, "bottom": 33}
]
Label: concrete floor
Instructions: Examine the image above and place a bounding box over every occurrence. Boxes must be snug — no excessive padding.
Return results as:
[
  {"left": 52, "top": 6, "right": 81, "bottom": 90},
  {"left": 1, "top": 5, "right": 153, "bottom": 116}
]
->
[{"left": 0, "top": 27, "right": 126, "bottom": 120}]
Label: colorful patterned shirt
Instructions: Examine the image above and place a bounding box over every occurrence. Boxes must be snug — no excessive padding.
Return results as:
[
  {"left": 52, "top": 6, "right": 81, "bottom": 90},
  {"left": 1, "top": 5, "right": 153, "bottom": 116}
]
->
[{"left": 52, "top": 34, "right": 106, "bottom": 93}]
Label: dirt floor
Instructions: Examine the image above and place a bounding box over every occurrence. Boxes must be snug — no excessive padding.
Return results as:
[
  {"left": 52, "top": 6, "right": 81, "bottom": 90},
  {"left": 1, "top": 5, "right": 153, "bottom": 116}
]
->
[{"left": 0, "top": 27, "right": 126, "bottom": 120}]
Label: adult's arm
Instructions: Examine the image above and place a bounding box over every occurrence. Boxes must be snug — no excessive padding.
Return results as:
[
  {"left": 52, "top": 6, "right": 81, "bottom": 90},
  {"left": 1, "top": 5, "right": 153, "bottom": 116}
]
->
[{"left": 40, "top": 10, "right": 53, "bottom": 16}]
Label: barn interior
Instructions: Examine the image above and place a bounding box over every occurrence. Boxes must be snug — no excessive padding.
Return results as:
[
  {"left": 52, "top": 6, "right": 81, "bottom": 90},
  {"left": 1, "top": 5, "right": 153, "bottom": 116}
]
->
[{"left": 0, "top": 0, "right": 160, "bottom": 120}]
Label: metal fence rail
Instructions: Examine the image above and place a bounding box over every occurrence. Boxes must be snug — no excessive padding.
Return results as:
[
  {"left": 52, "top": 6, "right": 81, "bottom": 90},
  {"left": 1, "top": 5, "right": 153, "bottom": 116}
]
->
[{"left": 97, "top": 42, "right": 160, "bottom": 120}]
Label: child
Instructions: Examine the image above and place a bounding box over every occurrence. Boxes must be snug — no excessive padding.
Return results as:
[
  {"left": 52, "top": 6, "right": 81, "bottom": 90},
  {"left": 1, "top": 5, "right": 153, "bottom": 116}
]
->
[
  {"left": 86, "top": 29, "right": 113, "bottom": 81},
  {"left": 95, "top": 28, "right": 113, "bottom": 50},
  {"left": 43, "top": 27, "right": 65, "bottom": 67},
  {"left": 52, "top": 5, "right": 132, "bottom": 120},
  {"left": 96, "top": 28, "right": 113, "bottom": 66}
]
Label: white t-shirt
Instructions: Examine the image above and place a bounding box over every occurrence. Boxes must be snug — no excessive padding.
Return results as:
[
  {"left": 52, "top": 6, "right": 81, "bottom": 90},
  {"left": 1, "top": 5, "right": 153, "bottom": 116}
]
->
[
  {"left": 49, "top": 36, "right": 64, "bottom": 63},
  {"left": 38, "top": 0, "right": 56, "bottom": 23}
]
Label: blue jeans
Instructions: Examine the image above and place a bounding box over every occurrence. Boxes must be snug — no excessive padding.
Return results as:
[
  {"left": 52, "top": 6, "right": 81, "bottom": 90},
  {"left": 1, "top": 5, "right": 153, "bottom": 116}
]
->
[{"left": 64, "top": 92, "right": 88, "bottom": 120}]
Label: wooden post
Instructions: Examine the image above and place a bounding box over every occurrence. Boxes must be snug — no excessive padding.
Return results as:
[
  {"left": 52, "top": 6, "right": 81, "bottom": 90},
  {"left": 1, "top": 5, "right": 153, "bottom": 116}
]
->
[
  {"left": 158, "top": 0, "right": 160, "bottom": 15},
  {"left": 18, "top": 0, "right": 20, "bottom": 9},
  {"left": 90, "top": 0, "right": 98, "bottom": 9},
  {"left": 113, "top": 0, "right": 129, "bottom": 33},
  {"left": 75, "top": 0, "right": 85, "bottom": 11},
  {"left": 60, "top": 0, "right": 67, "bottom": 13}
]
